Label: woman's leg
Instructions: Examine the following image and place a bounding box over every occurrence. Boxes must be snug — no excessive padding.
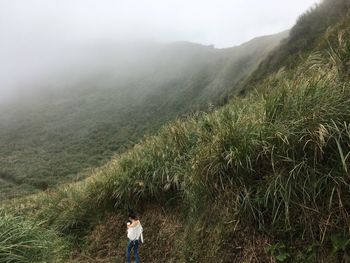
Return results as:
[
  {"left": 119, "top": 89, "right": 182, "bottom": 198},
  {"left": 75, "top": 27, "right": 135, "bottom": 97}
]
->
[
  {"left": 134, "top": 240, "right": 140, "bottom": 263},
  {"left": 126, "top": 240, "right": 133, "bottom": 263}
]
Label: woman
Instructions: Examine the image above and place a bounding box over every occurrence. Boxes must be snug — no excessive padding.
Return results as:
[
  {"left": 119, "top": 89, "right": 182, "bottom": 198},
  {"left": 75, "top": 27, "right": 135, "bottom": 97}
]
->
[{"left": 126, "top": 212, "right": 143, "bottom": 263}]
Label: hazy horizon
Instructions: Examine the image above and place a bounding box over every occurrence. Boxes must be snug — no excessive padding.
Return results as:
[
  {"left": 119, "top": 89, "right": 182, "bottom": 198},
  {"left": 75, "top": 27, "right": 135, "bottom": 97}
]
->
[{"left": 0, "top": 0, "right": 320, "bottom": 103}]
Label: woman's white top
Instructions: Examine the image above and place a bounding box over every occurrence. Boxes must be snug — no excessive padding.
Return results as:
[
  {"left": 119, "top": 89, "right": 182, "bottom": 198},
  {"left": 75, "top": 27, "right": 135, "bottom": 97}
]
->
[{"left": 127, "top": 222, "right": 144, "bottom": 243}]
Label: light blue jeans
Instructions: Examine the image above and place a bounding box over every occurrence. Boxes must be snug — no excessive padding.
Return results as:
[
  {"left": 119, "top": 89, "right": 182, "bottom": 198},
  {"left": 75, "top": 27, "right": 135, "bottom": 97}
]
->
[{"left": 126, "top": 240, "right": 139, "bottom": 263}]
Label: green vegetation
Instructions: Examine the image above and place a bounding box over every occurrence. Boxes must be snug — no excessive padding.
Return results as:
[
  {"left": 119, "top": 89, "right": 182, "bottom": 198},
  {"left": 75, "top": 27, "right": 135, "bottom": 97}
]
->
[
  {"left": 1, "top": 0, "right": 350, "bottom": 262},
  {"left": 243, "top": 0, "right": 350, "bottom": 92},
  {"left": 0, "top": 33, "right": 285, "bottom": 201},
  {"left": 0, "top": 210, "right": 67, "bottom": 262}
]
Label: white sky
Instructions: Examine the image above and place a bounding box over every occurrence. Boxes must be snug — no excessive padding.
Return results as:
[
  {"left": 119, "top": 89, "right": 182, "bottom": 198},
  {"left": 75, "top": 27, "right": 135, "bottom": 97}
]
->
[
  {"left": 1, "top": 0, "right": 320, "bottom": 48},
  {"left": 0, "top": 0, "right": 320, "bottom": 101}
]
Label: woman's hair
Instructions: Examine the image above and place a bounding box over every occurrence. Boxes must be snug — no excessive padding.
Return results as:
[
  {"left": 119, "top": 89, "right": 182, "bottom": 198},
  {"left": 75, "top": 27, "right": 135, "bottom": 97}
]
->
[{"left": 128, "top": 212, "right": 139, "bottom": 220}]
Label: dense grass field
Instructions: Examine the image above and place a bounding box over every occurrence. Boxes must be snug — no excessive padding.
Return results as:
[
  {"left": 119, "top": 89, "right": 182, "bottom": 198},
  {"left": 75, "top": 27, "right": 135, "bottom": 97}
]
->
[
  {"left": 0, "top": 210, "right": 67, "bottom": 262},
  {"left": 1, "top": 0, "right": 350, "bottom": 262}
]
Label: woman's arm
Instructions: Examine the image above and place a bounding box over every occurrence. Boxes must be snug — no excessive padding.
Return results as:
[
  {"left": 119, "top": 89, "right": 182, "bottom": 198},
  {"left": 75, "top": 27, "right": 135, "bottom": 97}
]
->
[{"left": 129, "top": 220, "right": 140, "bottom": 228}]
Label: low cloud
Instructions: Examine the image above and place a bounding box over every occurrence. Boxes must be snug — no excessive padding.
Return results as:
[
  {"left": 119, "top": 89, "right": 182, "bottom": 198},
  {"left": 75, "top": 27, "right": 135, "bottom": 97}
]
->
[{"left": 0, "top": 0, "right": 320, "bottom": 103}]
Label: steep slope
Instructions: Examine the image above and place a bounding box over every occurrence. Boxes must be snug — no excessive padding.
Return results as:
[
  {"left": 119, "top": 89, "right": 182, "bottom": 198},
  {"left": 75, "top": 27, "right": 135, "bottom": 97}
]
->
[
  {"left": 1, "top": 1, "right": 350, "bottom": 262},
  {"left": 0, "top": 33, "right": 285, "bottom": 200},
  {"left": 243, "top": 0, "right": 350, "bottom": 91}
]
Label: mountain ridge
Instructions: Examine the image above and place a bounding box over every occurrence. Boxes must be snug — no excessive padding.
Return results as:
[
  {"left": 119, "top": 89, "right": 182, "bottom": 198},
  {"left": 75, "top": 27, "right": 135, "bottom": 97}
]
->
[{"left": 0, "top": 30, "right": 286, "bottom": 200}]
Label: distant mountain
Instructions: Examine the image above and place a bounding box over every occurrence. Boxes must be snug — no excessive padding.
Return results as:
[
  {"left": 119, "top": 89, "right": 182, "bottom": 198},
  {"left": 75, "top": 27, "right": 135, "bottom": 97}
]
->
[{"left": 0, "top": 32, "right": 286, "bottom": 200}]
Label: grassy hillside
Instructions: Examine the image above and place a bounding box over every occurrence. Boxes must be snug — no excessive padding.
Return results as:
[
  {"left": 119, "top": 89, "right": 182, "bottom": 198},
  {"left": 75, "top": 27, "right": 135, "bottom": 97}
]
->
[
  {"left": 2, "top": 1, "right": 350, "bottom": 261},
  {"left": 243, "top": 0, "right": 350, "bottom": 92},
  {"left": 0, "top": 210, "right": 67, "bottom": 262},
  {"left": 0, "top": 34, "right": 285, "bottom": 201}
]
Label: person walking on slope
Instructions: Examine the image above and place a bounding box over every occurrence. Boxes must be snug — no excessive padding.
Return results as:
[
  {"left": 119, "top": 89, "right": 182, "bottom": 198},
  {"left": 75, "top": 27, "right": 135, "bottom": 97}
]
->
[{"left": 126, "top": 212, "right": 143, "bottom": 263}]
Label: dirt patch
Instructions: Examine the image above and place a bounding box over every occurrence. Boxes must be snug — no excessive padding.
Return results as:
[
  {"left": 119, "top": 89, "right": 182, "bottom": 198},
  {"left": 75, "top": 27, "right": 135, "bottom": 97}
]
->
[
  {"left": 72, "top": 205, "right": 183, "bottom": 263},
  {"left": 67, "top": 204, "right": 278, "bottom": 263}
]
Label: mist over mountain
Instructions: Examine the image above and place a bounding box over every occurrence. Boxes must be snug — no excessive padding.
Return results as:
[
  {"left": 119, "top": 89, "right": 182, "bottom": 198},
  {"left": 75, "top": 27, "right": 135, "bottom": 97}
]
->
[
  {"left": 0, "top": 0, "right": 319, "bottom": 105},
  {"left": 0, "top": 32, "right": 286, "bottom": 199},
  {"left": 2, "top": 0, "right": 350, "bottom": 262}
]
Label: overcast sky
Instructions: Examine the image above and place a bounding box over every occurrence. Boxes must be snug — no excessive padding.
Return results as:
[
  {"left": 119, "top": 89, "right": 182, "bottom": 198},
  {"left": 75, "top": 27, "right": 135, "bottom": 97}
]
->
[
  {"left": 1, "top": 0, "right": 320, "bottom": 47},
  {"left": 0, "top": 0, "right": 320, "bottom": 102}
]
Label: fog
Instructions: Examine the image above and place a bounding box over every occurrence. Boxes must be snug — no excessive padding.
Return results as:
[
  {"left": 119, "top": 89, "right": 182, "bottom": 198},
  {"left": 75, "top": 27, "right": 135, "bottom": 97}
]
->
[{"left": 0, "top": 0, "right": 320, "bottom": 103}]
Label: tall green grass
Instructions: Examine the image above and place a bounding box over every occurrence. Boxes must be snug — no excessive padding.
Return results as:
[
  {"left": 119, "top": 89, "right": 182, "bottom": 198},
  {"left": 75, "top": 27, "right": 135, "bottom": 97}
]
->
[
  {"left": 32, "top": 27, "right": 350, "bottom": 235},
  {"left": 4, "top": 16, "right": 350, "bottom": 263},
  {"left": 0, "top": 210, "right": 67, "bottom": 263}
]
